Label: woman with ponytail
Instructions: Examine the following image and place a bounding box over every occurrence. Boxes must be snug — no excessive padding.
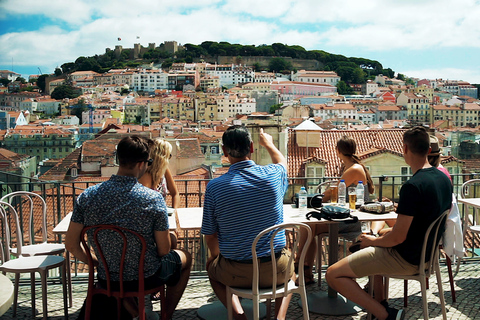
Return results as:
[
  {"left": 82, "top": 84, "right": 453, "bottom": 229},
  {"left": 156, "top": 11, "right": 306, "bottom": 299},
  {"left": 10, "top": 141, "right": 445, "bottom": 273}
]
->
[{"left": 296, "top": 136, "right": 374, "bottom": 285}]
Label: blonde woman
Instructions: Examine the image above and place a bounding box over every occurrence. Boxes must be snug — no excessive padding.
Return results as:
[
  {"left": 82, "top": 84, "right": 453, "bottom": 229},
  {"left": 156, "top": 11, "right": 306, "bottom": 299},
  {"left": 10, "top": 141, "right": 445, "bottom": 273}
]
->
[
  {"left": 139, "top": 138, "right": 180, "bottom": 304},
  {"left": 139, "top": 138, "right": 180, "bottom": 209}
]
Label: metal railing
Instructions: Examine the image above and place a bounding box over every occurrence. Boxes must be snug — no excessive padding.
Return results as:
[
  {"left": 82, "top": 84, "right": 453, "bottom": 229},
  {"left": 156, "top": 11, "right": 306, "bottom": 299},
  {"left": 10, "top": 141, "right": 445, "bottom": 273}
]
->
[{"left": 1, "top": 170, "right": 480, "bottom": 275}]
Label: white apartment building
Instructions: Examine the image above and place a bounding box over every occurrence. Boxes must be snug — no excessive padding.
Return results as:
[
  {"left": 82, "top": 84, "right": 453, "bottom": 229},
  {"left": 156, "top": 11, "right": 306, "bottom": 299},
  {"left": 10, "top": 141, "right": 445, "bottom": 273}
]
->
[
  {"left": 233, "top": 66, "right": 255, "bottom": 85},
  {"left": 254, "top": 72, "right": 275, "bottom": 83},
  {"left": 216, "top": 93, "right": 256, "bottom": 119},
  {"left": 205, "top": 64, "right": 234, "bottom": 87},
  {"left": 311, "top": 102, "right": 357, "bottom": 120},
  {"left": 132, "top": 69, "right": 168, "bottom": 92},
  {"left": 292, "top": 70, "right": 340, "bottom": 86}
]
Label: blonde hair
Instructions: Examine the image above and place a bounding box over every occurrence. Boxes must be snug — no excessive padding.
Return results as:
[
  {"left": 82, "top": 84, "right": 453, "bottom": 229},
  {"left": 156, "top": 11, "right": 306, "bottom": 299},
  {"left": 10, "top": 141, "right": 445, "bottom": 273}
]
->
[{"left": 146, "top": 138, "right": 172, "bottom": 189}]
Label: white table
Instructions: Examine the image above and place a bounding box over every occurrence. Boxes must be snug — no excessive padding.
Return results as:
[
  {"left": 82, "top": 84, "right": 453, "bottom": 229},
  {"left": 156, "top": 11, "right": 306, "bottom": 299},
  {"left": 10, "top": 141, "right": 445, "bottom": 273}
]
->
[
  {"left": 0, "top": 274, "right": 14, "bottom": 317},
  {"left": 457, "top": 198, "right": 480, "bottom": 246},
  {"left": 178, "top": 205, "right": 397, "bottom": 317},
  {"left": 53, "top": 212, "right": 177, "bottom": 235}
]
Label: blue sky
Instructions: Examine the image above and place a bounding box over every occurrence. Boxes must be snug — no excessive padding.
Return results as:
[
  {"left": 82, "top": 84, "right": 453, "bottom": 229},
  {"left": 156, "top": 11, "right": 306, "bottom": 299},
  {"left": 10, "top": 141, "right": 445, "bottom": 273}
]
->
[{"left": 1, "top": 0, "right": 480, "bottom": 83}]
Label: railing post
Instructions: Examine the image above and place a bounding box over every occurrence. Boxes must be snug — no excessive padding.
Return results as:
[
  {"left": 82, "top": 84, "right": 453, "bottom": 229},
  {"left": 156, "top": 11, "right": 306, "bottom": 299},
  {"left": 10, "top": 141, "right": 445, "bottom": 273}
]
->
[
  {"left": 198, "top": 180, "right": 202, "bottom": 207},
  {"left": 379, "top": 176, "right": 386, "bottom": 200}
]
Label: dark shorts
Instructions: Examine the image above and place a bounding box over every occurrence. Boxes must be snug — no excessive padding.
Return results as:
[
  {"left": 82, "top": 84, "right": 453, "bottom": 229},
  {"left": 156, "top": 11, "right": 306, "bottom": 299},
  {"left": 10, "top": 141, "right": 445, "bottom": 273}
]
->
[
  {"left": 208, "top": 248, "right": 293, "bottom": 288},
  {"left": 98, "top": 250, "right": 182, "bottom": 291}
]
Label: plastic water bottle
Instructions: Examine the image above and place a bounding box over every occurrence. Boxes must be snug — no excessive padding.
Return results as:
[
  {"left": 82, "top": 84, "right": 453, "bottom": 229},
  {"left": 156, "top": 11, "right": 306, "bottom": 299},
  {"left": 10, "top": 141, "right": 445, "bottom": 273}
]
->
[
  {"left": 299, "top": 186, "right": 308, "bottom": 213},
  {"left": 338, "top": 179, "right": 346, "bottom": 207},
  {"left": 356, "top": 181, "right": 365, "bottom": 207}
]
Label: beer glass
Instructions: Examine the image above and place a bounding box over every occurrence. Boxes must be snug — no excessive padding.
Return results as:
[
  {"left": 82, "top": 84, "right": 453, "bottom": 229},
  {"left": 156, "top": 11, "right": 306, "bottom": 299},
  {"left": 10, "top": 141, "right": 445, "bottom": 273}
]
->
[
  {"left": 348, "top": 186, "right": 356, "bottom": 209},
  {"left": 330, "top": 184, "right": 338, "bottom": 203}
]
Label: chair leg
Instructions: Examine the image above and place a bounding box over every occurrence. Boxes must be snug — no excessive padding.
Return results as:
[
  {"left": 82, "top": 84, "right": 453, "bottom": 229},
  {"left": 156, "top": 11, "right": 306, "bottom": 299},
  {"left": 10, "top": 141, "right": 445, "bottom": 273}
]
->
[
  {"left": 13, "top": 273, "right": 19, "bottom": 317},
  {"left": 403, "top": 280, "right": 408, "bottom": 308},
  {"left": 266, "top": 298, "right": 272, "bottom": 320},
  {"left": 160, "top": 285, "right": 167, "bottom": 320},
  {"left": 367, "top": 276, "right": 375, "bottom": 320},
  {"left": 420, "top": 278, "right": 429, "bottom": 320},
  {"left": 445, "top": 255, "right": 456, "bottom": 302},
  {"left": 40, "top": 269, "right": 48, "bottom": 320},
  {"left": 435, "top": 262, "right": 448, "bottom": 320},
  {"left": 253, "top": 296, "right": 260, "bottom": 320},
  {"left": 31, "top": 271, "right": 36, "bottom": 318},
  {"left": 66, "top": 250, "right": 73, "bottom": 307},
  {"left": 226, "top": 287, "right": 233, "bottom": 320},
  {"left": 316, "top": 235, "right": 322, "bottom": 286},
  {"left": 61, "top": 262, "right": 69, "bottom": 319},
  {"left": 138, "top": 295, "right": 146, "bottom": 320}
]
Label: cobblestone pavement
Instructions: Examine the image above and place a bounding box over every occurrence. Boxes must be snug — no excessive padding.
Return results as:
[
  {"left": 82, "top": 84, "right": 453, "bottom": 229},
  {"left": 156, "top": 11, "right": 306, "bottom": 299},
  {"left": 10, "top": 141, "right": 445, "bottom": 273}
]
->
[{"left": 1, "top": 261, "right": 479, "bottom": 319}]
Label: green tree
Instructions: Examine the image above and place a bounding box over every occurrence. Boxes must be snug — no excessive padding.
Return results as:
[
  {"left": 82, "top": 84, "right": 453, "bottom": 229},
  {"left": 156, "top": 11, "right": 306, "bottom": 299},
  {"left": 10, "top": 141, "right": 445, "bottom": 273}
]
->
[
  {"left": 54, "top": 68, "right": 62, "bottom": 76},
  {"left": 0, "top": 78, "right": 10, "bottom": 87},
  {"left": 16, "top": 77, "right": 26, "bottom": 84},
  {"left": 397, "top": 73, "right": 406, "bottom": 81},
  {"left": 336, "top": 81, "right": 354, "bottom": 95},
  {"left": 36, "top": 75, "right": 48, "bottom": 93},
  {"left": 269, "top": 103, "right": 283, "bottom": 114},
  {"left": 253, "top": 62, "right": 262, "bottom": 71},
  {"left": 51, "top": 85, "right": 80, "bottom": 99},
  {"left": 268, "top": 57, "right": 292, "bottom": 72}
]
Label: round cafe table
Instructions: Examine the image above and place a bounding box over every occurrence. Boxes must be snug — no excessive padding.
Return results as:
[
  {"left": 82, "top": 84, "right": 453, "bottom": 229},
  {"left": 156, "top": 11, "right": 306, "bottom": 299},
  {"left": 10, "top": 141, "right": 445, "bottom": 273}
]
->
[{"left": 0, "top": 274, "right": 14, "bottom": 316}]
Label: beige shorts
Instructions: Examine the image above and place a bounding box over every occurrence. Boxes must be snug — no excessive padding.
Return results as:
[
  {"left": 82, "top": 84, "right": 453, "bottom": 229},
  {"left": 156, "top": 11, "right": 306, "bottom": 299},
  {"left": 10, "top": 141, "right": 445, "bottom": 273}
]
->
[
  {"left": 208, "top": 247, "right": 293, "bottom": 288},
  {"left": 348, "top": 246, "right": 419, "bottom": 278}
]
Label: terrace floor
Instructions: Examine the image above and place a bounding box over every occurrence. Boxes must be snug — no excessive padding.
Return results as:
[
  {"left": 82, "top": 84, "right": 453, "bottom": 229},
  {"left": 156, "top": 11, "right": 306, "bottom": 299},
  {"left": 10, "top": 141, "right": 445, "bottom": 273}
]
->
[{"left": 1, "top": 261, "right": 479, "bottom": 319}]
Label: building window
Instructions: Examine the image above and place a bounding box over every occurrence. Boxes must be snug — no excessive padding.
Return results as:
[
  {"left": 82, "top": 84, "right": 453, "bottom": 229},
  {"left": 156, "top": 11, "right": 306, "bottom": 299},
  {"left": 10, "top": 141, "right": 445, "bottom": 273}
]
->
[{"left": 306, "top": 165, "right": 323, "bottom": 190}]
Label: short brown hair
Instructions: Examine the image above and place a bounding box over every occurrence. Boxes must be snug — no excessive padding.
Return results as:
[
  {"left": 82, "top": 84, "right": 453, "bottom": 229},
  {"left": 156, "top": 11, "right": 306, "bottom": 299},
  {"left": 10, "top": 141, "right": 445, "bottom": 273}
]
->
[
  {"left": 403, "top": 126, "right": 430, "bottom": 156},
  {"left": 116, "top": 135, "right": 152, "bottom": 168}
]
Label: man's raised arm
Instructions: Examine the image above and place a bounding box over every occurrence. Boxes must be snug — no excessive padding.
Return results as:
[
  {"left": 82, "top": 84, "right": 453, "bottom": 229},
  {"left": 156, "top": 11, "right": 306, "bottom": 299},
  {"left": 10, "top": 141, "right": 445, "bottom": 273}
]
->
[{"left": 259, "top": 128, "right": 286, "bottom": 167}]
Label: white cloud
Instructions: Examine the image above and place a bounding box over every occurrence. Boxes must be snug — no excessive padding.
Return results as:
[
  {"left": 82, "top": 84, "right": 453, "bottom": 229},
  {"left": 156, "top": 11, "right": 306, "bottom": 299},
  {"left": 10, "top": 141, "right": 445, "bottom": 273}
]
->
[
  {"left": 0, "top": 0, "right": 93, "bottom": 25},
  {"left": 2, "top": 0, "right": 480, "bottom": 81}
]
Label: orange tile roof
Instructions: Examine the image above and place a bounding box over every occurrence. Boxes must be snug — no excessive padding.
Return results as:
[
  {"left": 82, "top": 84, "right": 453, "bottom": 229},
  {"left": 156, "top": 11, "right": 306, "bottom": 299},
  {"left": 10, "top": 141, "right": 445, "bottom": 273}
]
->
[{"left": 287, "top": 128, "right": 406, "bottom": 178}]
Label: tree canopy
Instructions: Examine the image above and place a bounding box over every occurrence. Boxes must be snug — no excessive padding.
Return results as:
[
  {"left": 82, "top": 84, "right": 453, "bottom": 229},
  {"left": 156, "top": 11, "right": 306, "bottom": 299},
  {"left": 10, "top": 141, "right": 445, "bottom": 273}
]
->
[
  {"left": 51, "top": 85, "right": 80, "bottom": 100},
  {"left": 53, "top": 41, "right": 393, "bottom": 85}
]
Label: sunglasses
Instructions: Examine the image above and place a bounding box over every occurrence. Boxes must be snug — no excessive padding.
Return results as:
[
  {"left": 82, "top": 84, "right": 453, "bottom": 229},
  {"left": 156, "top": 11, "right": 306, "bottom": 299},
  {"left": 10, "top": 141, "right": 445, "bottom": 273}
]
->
[{"left": 146, "top": 159, "right": 153, "bottom": 166}]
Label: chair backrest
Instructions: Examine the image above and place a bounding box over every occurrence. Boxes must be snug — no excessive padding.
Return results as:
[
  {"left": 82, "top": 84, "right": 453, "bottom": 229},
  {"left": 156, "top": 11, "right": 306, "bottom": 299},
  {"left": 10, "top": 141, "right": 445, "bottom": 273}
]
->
[
  {"left": 80, "top": 225, "right": 148, "bottom": 297},
  {"left": 461, "top": 179, "right": 480, "bottom": 199},
  {"left": 315, "top": 180, "right": 339, "bottom": 194},
  {"left": 419, "top": 209, "right": 449, "bottom": 277},
  {"left": 0, "top": 200, "right": 23, "bottom": 260},
  {"left": 0, "top": 191, "right": 48, "bottom": 245},
  {"left": 250, "top": 222, "right": 312, "bottom": 298}
]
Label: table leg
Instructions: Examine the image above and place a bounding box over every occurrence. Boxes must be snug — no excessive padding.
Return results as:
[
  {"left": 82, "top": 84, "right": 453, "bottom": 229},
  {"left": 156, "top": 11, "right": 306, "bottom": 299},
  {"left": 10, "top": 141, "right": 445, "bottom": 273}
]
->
[{"left": 304, "top": 222, "right": 362, "bottom": 315}]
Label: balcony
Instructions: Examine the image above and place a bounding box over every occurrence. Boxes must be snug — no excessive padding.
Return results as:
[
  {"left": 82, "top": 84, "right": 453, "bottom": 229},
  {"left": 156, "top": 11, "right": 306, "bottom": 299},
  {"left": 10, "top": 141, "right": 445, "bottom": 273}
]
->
[{"left": 0, "top": 172, "right": 479, "bottom": 319}]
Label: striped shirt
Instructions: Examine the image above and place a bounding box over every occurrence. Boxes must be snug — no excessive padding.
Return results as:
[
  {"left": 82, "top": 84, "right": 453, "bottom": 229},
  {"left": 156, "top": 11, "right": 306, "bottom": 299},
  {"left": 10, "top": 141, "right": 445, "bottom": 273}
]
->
[{"left": 201, "top": 160, "right": 288, "bottom": 260}]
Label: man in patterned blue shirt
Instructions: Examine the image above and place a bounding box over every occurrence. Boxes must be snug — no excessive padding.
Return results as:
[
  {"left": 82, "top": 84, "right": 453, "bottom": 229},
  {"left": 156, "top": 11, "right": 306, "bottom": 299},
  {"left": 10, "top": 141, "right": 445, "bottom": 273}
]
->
[
  {"left": 201, "top": 125, "right": 292, "bottom": 320},
  {"left": 66, "top": 135, "right": 192, "bottom": 319}
]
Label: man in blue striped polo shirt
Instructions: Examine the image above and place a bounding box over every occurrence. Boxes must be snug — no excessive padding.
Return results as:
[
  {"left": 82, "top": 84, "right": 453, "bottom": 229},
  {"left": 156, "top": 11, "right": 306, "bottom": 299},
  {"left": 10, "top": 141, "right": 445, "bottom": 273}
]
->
[{"left": 201, "top": 125, "right": 292, "bottom": 320}]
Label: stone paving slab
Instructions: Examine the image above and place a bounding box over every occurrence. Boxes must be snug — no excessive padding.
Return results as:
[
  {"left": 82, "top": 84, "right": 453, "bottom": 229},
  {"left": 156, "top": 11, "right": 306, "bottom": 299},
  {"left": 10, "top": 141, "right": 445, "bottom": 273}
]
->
[{"left": 0, "top": 262, "right": 478, "bottom": 319}]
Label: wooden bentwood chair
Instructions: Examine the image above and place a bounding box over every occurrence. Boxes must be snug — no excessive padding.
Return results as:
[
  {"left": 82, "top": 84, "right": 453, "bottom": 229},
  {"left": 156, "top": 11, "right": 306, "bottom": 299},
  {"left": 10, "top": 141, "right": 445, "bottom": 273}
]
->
[
  {"left": 225, "top": 222, "right": 313, "bottom": 320},
  {"left": 369, "top": 209, "right": 449, "bottom": 320},
  {"left": 81, "top": 225, "right": 167, "bottom": 320}
]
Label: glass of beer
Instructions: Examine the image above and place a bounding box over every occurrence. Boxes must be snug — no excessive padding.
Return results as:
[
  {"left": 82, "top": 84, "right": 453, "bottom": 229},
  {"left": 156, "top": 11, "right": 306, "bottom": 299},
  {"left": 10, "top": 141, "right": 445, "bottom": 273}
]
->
[
  {"left": 330, "top": 184, "right": 338, "bottom": 203},
  {"left": 361, "top": 221, "right": 371, "bottom": 234},
  {"left": 348, "top": 186, "right": 356, "bottom": 209}
]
